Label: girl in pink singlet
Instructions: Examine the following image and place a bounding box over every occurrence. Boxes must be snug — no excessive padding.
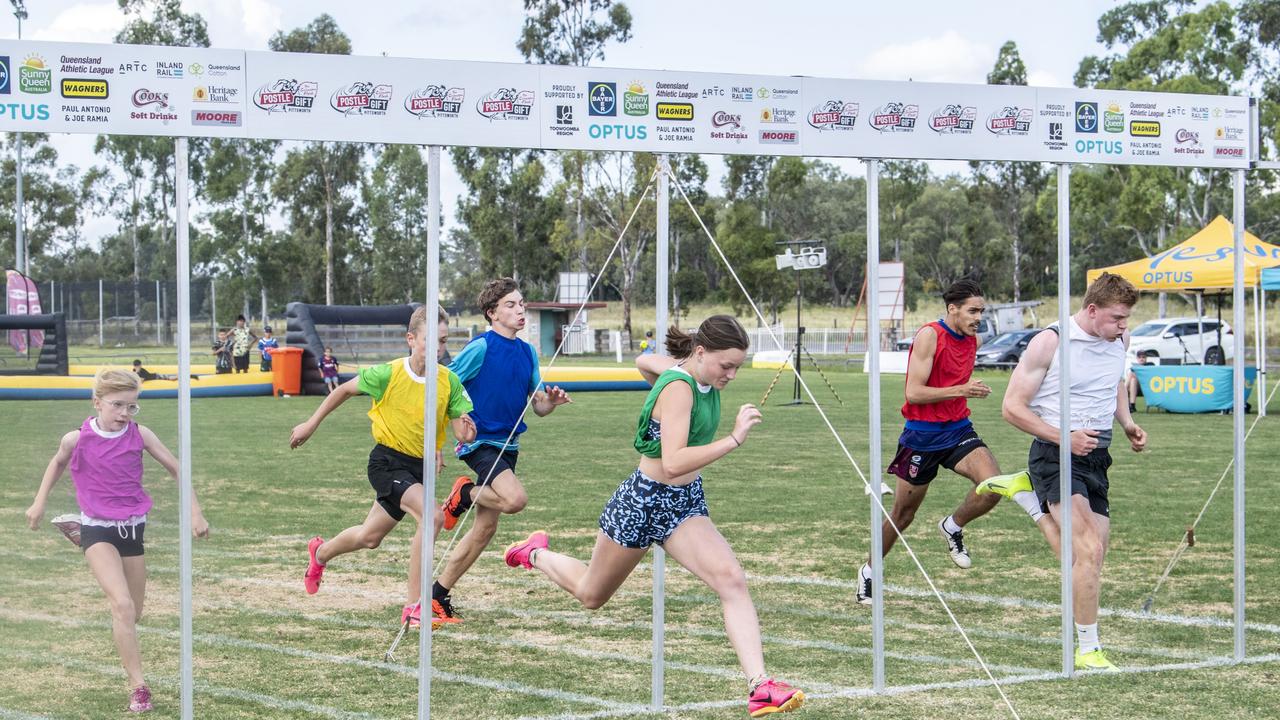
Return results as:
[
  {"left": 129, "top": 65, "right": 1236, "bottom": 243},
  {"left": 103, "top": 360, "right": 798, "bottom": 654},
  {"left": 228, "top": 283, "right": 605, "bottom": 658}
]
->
[{"left": 25, "top": 369, "right": 209, "bottom": 713}]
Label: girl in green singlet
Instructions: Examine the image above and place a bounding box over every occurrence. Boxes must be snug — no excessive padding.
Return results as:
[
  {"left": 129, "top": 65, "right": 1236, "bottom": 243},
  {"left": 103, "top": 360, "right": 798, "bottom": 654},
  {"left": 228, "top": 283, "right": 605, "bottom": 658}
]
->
[{"left": 503, "top": 315, "right": 804, "bottom": 717}]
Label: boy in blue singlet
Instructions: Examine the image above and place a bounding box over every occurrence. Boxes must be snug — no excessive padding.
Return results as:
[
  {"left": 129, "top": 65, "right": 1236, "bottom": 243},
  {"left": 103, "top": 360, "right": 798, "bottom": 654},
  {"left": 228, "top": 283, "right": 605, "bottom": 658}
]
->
[{"left": 434, "top": 277, "right": 571, "bottom": 625}]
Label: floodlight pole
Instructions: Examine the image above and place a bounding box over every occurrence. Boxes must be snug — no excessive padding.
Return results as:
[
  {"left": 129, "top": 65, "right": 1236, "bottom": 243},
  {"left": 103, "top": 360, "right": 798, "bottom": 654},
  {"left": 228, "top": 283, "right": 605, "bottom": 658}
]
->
[
  {"left": 651, "top": 154, "right": 670, "bottom": 711},
  {"left": 1231, "top": 168, "right": 1246, "bottom": 661},
  {"left": 418, "top": 144, "right": 442, "bottom": 719},
  {"left": 1056, "top": 163, "right": 1074, "bottom": 678},
  {"left": 865, "top": 159, "right": 886, "bottom": 691},
  {"left": 12, "top": 0, "right": 26, "bottom": 276},
  {"left": 174, "top": 136, "right": 194, "bottom": 720}
]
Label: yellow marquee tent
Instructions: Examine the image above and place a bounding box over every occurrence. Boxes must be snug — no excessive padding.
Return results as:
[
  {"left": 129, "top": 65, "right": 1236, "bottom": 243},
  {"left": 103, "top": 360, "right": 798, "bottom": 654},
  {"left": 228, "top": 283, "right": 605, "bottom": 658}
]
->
[{"left": 1086, "top": 216, "right": 1280, "bottom": 291}]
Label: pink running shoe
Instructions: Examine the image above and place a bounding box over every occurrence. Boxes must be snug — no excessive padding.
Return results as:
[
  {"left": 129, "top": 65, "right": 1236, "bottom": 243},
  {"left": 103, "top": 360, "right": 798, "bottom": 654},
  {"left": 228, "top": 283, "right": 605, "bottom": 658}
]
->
[
  {"left": 401, "top": 602, "right": 446, "bottom": 631},
  {"left": 748, "top": 679, "right": 803, "bottom": 717},
  {"left": 503, "top": 530, "right": 549, "bottom": 569},
  {"left": 128, "top": 684, "right": 153, "bottom": 712},
  {"left": 304, "top": 536, "right": 326, "bottom": 594},
  {"left": 51, "top": 514, "right": 82, "bottom": 547}
]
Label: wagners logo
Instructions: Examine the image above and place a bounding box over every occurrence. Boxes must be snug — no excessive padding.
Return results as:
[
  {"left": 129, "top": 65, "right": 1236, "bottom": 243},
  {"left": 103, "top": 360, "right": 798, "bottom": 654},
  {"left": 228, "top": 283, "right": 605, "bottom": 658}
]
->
[
  {"left": 191, "top": 109, "right": 242, "bottom": 127},
  {"left": 1130, "top": 120, "right": 1161, "bottom": 137},
  {"left": 61, "top": 78, "right": 109, "bottom": 99},
  {"left": 655, "top": 102, "right": 693, "bottom": 121}
]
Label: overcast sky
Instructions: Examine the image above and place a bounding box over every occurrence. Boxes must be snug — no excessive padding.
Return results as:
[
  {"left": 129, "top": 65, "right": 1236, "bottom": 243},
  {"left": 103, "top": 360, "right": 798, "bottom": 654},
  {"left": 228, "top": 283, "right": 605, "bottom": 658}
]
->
[{"left": 1, "top": 0, "right": 1123, "bottom": 247}]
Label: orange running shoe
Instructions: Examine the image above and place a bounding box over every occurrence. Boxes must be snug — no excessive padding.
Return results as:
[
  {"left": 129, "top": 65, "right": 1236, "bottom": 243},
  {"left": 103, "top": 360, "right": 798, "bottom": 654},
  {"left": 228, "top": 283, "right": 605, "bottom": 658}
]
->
[
  {"left": 440, "top": 476, "right": 474, "bottom": 531},
  {"left": 431, "top": 595, "right": 463, "bottom": 625}
]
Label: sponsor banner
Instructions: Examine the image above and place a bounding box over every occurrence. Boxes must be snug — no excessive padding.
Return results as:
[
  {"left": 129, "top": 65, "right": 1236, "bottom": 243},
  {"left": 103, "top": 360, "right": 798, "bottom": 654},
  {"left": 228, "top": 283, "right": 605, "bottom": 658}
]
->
[
  {"left": 0, "top": 39, "right": 1253, "bottom": 166},
  {"left": 1036, "top": 88, "right": 1247, "bottom": 168},
  {"left": 0, "top": 40, "right": 245, "bottom": 136},
  {"left": 5, "top": 269, "right": 43, "bottom": 353},
  {"left": 536, "top": 66, "right": 802, "bottom": 154}
]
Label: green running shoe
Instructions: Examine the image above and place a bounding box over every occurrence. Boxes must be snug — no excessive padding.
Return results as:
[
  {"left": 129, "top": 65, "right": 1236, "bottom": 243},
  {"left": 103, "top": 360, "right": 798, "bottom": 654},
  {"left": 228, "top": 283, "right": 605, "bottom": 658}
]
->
[
  {"left": 975, "top": 470, "right": 1032, "bottom": 499},
  {"left": 1074, "top": 649, "right": 1119, "bottom": 672}
]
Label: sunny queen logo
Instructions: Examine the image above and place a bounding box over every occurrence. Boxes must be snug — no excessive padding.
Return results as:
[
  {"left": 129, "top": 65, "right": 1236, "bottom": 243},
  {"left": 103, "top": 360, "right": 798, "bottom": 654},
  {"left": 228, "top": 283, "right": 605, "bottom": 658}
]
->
[
  {"left": 928, "top": 104, "right": 976, "bottom": 134},
  {"left": 869, "top": 102, "right": 918, "bottom": 132},
  {"left": 404, "top": 85, "right": 465, "bottom": 118},
  {"left": 476, "top": 88, "right": 534, "bottom": 120},
  {"left": 807, "top": 100, "right": 859, "bottom": 131},
  {"left": 987, "top": 106, "right": 1033, "bottom": 135},
  {"left": 254, "top": 79, "right": 318, "bottom": 113},
  {"left": 331, "top": 82, "right": 393, "bottom": 116}
]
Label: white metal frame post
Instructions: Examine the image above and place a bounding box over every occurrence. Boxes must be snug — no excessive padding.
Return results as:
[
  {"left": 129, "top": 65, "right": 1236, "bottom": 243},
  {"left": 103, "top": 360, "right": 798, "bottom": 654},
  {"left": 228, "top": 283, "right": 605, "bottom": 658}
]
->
[
  {"left": 865, "top": 159, "right": 886, "bottom": 691},
  {"left": 98, "top": 279, "right": 104, "bottom": 347},
  {"left": 651, "top": 154, "right": 670, "bottom": 711},
  {"left": 210, "top": 278, "right": 216, "bottom": 341},
  {"left": 1231, "top": 169, "right": 1247, "bottom": 661},
  {"left": 1056, "top": 163, "right": 1074, "bottom": 677},
  {"left": 418, "top": 145, "right": 443, "bottom": 720},
  {"left": 174, "top": 137, "right": 195, "bottom": 720}
]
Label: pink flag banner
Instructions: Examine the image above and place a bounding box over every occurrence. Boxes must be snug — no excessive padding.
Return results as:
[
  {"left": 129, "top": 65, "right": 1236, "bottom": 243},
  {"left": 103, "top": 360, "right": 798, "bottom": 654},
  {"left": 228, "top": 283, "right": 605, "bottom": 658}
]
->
[{"left": 5, "top": 270, "right": 44, "bottom": 354}]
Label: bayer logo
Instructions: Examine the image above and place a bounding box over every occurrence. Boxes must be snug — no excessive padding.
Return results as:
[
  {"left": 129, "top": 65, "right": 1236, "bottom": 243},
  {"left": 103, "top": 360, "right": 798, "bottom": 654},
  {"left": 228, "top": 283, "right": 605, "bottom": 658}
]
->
[
  {"left": 1075, "top": 101, "right": 1099, "bottom": 133},
  {"left": 588, "top": 82, "right": 616, "bottom": 116},
  {"left": 0, "top": 56, "right": 9, "bottom": 95}
]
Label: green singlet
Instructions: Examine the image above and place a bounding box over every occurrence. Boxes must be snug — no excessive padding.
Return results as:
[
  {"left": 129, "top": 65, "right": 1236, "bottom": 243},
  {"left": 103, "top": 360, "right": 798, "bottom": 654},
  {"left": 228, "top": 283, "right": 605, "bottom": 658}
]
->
[{"left": 633, "top": 367, "right": 721, "bottom": 458}]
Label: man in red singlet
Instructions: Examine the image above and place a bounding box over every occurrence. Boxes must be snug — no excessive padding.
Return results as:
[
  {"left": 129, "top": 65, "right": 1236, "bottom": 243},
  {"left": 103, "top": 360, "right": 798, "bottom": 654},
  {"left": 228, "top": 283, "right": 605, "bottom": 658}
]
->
[{"left": 857, "top": 279, "right": 1026, "bottom": 604}]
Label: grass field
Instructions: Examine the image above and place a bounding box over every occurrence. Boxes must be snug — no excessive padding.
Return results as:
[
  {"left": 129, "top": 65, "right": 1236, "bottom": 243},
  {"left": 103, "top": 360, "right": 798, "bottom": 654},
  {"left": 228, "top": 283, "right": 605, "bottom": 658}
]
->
[{"left": 2, "top": 368, "right": 1279, "bottom": 719}]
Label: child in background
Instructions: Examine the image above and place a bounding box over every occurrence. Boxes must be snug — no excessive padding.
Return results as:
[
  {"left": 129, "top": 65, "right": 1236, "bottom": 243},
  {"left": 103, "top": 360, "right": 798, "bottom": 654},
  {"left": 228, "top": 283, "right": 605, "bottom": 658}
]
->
[
  {"left": 213, "top": 331, "right": 233, "bottom": 374},
  {"left": 258, "top": 326, "right": 280, "bottom": 372},
  {"left": 319, "top": 347, "right": 340, "bottom": 394},
  {"left": 25, "top": 369, "right": 210, "bottom": 713}
]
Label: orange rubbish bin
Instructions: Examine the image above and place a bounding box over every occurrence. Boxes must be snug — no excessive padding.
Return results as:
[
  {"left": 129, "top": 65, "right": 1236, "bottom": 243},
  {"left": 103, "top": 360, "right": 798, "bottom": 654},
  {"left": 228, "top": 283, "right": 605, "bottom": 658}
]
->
[{"left": 269, "top": 346, "right": 304, "bottom": 397}]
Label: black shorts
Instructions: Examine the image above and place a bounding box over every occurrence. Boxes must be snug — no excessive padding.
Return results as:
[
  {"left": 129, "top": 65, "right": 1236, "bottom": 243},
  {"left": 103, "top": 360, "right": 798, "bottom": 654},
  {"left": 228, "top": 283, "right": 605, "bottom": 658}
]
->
[
  {"left": 81, "top": 522, "right": 146, "bottom": 557},
  {"left": 887, "top": 430, "right": 987, "bottom": 485},
  {"left": 1028, "top": 439, "right": 1111, "bottom": 517},
  {"left": 461, "top": 444, "right": 519, "bottom": 487},
  {"left": 368, "top": 444, "right": 424, "bottom": 522},
  {"left": 234, "top": 353, "right": 250, "bottom": 372},
  {"left": 260, "top": 357, "right": 272, "bottom": 372}
]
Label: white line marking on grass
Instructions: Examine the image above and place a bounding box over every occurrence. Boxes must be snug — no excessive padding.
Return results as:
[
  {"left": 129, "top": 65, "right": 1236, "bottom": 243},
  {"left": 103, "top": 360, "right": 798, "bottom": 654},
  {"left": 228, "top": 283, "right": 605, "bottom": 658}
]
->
[
  {"left": 668, "top": 591, "right": 1212, "bottom": 662},
  {"left": 0, "top": 708, "right": 59, "bottom": 720},
  {"left": 746, "top": 573, "right": 1280, "bottom": 635},
  {"left": 0, "top": 607, "right": 638, "bottom": 713},
  {"left": 519, "top": 653, "right": 1280, "bottom": 720},
  {"left": 0, "top": 649, "right": 384, "bottom": 720}
]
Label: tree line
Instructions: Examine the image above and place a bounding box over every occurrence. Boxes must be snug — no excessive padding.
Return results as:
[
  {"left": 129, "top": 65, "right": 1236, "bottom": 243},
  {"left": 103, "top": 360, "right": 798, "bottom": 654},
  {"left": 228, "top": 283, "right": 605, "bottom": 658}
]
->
[{"left": 3, "top": 0, "right": 1280, "bottom": 340}]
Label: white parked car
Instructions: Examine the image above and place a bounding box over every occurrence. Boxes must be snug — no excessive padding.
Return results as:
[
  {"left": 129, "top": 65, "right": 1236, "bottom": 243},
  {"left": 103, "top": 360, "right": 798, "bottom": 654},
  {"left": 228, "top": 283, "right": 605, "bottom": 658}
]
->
[{"left": 1128, "top": 317, "right": 1233, "bottom": 365}]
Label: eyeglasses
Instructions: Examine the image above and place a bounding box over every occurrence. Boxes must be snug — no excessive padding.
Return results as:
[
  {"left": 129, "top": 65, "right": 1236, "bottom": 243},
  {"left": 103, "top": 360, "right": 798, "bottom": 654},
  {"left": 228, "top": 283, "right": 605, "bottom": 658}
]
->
[{"left": 107, "top": 400, "right": 142, "bottom": 416}]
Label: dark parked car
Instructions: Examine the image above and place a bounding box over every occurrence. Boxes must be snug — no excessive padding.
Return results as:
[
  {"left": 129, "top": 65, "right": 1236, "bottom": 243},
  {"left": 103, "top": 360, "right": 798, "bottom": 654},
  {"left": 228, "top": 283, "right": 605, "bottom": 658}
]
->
[{"left": 975, "top": 329, "right": 1040, "bottom": 369}]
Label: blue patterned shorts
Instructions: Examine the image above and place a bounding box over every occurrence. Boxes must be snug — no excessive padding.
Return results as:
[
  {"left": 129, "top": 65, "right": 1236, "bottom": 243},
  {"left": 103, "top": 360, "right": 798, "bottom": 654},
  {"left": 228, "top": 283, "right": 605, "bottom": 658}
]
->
[{"left": 599, "top": 469, "right": 709, "bottom": 549}]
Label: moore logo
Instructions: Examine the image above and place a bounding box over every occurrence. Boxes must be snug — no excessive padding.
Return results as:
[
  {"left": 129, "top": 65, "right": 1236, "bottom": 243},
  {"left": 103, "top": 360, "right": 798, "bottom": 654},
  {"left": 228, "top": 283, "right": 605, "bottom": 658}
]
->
[
  {"left": 588, "top": 82, "right": 616, "bottom": 116},
  {"left": 588, "top": 123, "right": 646, "bottom": 140},
  {"left": 191, "top": 109, "right": 242, "bottom": 126},
  {"left": 759, "top": 129, "right": 798, "bottom": 144}
]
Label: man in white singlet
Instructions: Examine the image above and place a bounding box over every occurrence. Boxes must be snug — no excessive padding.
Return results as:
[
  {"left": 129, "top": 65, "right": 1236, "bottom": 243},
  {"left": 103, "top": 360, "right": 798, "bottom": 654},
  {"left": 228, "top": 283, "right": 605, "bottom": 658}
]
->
[{"left": 1000, "top": 272, "right": 1147, "bottom": 672}]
